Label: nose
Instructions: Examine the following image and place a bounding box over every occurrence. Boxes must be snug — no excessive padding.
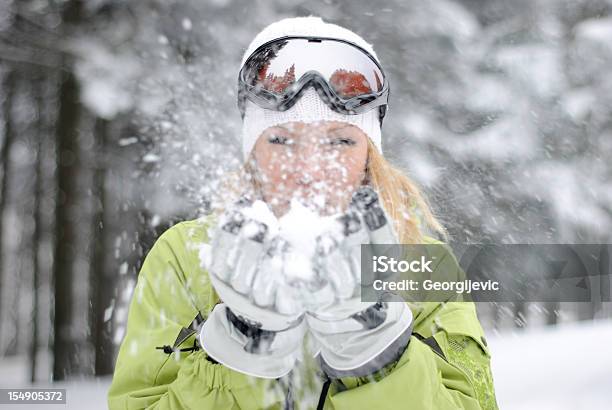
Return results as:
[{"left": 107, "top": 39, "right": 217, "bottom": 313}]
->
[
  {"left": 298, "top": 172, "right": 313, "bottom": 185},
  {"left": 292, "top": 145, "right": 327, "bottom": 189},
  {"left": 294, "top": 156, "right": 324, "bottom": 187}
]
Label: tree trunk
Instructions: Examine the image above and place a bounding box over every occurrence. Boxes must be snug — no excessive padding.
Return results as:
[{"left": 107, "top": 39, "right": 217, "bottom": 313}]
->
[
  {"left": 546, "top": 301, "right": 559, "bottom": 326},
  {"left": 52, "top": 69, "right": 81, "bottom": 380},
  {"left": 30, "top": 72, "right": 47, "bottom": 383},
  {"left": 91, "top": 117, "right": 114, "bottom": 376},
  {"left": 0, "top": 69, "right": 17, "bottom": 353},
  {"left": 52, "top": 0, "right": 85, "bottom": 381}
]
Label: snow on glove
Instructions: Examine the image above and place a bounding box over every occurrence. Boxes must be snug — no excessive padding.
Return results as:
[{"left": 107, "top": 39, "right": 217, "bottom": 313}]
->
[
  {"left": 199, "top": 196, "right": 308, "bottom": 379},
  {"left": 306, "top": 186, "right": 414, "bottom": 377}
]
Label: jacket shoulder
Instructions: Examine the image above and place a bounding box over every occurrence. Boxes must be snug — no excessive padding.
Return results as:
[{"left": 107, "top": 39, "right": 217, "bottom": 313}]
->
[
  {"left": 153, "top": 215, "right": 220, "bottom": 315},
  {"left": 161, "top": 215, "right": 215, "bottom": 245}
]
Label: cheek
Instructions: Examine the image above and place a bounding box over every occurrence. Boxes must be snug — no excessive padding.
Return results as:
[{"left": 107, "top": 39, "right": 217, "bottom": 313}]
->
[
  {"left": 324, "top": 151, "right": 367, "bottom": 187},
  {"left": 256, "top": 150, "right": 286, "bottom": 182},
  {"left": 255, "top": 152, "right": 299, "bottom": 202}
]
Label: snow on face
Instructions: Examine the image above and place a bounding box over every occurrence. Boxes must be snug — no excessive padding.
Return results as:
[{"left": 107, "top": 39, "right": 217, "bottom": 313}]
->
[{"left": 252, "top": 120, "right": 369, "bottom": 218}]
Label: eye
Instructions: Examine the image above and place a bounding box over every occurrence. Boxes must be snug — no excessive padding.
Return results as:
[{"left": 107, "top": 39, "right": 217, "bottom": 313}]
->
[
  {"left": 329, "top": 137, "right": 356, "bottom": 146},
  {"left": 268, "top": 134, "right": 294, "bottom": 145}
]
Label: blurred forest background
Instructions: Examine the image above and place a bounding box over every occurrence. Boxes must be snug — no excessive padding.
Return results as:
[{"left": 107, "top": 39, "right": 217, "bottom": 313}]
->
[{"left": 0, "top": 0, "right": 611, "bottom": 384}]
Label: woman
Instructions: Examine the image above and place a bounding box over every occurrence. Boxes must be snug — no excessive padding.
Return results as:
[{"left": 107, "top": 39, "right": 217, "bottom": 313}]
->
[{"left": 108, "top": 16, "right": 499, "bottom": 410}]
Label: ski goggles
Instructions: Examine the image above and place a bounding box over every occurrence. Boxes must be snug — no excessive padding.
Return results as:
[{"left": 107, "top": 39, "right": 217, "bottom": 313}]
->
[{"left": 237, "top": 36, "right": 390, "bottom": 124}]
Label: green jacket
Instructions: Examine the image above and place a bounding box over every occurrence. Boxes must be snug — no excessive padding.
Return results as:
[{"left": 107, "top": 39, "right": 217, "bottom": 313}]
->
[{"left": 108, "top": 218, "right": 499, "bottom": 410}]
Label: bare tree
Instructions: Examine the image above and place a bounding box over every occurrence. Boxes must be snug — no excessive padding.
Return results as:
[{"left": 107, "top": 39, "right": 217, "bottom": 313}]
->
[
  {"left": 90, "top": 117, "right": 114, "bottom": 376},
  {"left": 0, "top": 69, "right": 16, "bottom": 352}
]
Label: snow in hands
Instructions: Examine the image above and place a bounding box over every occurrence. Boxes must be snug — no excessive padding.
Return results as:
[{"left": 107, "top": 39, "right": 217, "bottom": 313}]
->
[{"left": 200, "top": 186, "right": 399, "bottom": 320}]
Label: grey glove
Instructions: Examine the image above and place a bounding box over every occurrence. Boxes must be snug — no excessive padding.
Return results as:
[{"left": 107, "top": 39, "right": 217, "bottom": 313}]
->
[
  {"left": 199, "top": 196, "right": 308, "bottom": 379},
  {"left": 306, "top": 186, "right": 414, "bottom": 377}
]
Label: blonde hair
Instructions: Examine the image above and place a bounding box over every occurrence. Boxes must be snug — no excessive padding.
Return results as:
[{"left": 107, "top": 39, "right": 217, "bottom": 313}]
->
[
  {"left": 364, "top": 138, "right": 448, "bottom": 243},
  {"left": 213, "top": 138, "right": 448, "bottom": 244}
]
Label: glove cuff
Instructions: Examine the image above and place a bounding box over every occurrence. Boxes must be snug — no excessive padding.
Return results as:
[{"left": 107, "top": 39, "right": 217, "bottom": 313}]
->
[
  {"left": 318, "top": 323, "right": 412, "bottom": 378},
  {"left": 310, "top": 301, "right": 414, "bottom": 375},
  {"left": 199, "top": 303, "right": 306, "bottom": 379}
]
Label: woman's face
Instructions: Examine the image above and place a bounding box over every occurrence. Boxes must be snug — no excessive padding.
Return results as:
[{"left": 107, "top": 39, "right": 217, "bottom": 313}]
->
[{"left": 253, "top": 120, "right": 369, "bottom": 217}]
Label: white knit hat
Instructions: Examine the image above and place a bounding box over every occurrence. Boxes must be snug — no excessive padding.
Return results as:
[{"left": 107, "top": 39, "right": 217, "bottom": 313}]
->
[{"left": 240, "top": 16, "right": 384, "bottom": 159}]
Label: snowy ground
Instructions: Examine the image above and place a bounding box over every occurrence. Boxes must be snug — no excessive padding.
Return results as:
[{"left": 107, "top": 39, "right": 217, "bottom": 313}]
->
[
  {"left": 488, "top": 318, "right": 612, "bottom": 410},
  {"left": 0, "top": 361, "right": 110, "bottom": 410},
  {"left": 1, "top": 319, "right": 611, "bottom": 409}
]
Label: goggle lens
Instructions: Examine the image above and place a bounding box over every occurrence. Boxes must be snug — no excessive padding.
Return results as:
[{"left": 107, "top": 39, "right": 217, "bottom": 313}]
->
[{"left": 246, "top": 38, "right": 384, "bottom": 100}]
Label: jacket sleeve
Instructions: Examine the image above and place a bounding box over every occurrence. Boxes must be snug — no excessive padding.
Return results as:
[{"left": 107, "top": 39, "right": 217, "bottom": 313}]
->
[
  {"left": 321, "top": 238, "right": 499, "bottom": 410},
  {"left": 107, "top": 219, "right": 284, "bottom": 410}
]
